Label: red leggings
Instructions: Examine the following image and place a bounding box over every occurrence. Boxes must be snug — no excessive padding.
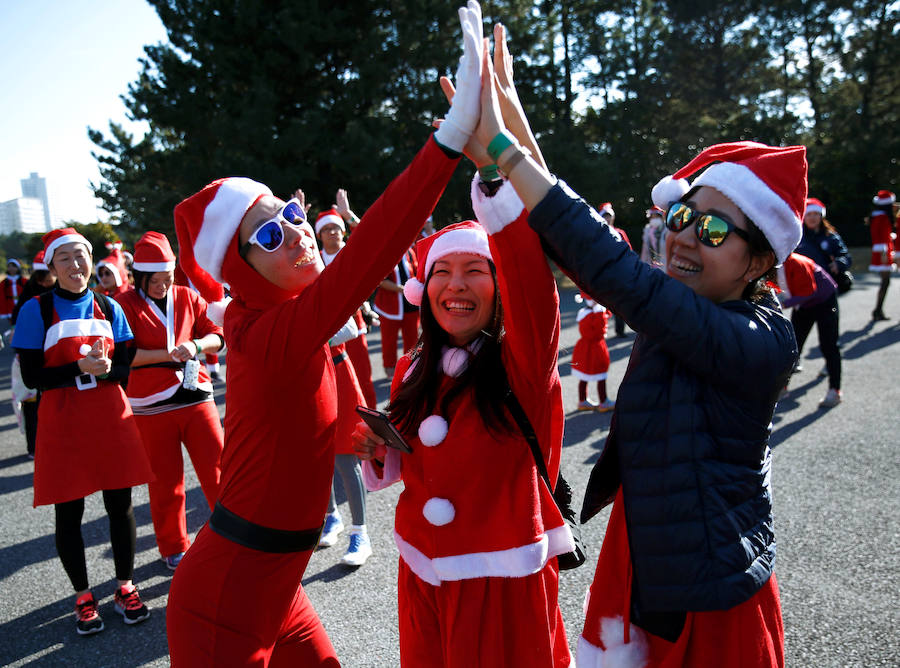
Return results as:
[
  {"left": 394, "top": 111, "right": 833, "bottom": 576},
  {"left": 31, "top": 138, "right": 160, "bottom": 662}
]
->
[
  {"left": 379, "top": 312, "right": 419, "bottom": 370},
  {"left": 168, "top": 526, "right": 339, "bottom": 667},
  {"left": 134, "top": 402, "right": 223, "bottom": 557}
]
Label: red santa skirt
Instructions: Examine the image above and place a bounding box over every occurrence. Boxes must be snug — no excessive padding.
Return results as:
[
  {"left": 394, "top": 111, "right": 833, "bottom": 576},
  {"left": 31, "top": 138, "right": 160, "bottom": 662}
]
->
[
  {"left": 571, "top": 337, "right": 610, "bottom": 381},
  {"left": 578, "top": 489, "right": 784, "bottom": 668},
  {"left": 33, "top": 383, "right": 153, "bottom": 507},
  {"left": 332, "top": 350, "right": 366, "bottom": 455}
]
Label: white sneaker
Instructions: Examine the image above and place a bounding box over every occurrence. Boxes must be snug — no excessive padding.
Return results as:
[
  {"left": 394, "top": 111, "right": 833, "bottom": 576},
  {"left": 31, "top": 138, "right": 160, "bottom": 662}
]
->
[
  {"left": 341, "top": 530, "right": 372, "bottom": 567},
  {"left": 819, "top": 388, "right": 842, "bottom": 408},
  {"left": 318, "top": 513, "right": 344, "bottom": 548}
]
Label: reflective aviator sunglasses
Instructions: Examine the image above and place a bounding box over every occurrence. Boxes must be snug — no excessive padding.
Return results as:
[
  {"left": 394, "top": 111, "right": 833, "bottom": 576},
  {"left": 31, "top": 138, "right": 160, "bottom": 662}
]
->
[
  {"left": 239, "top": 198, "right": 307, "bottom": 258},
  {"left": 665, "top": 202, "right": 749, "bottom": 248}
]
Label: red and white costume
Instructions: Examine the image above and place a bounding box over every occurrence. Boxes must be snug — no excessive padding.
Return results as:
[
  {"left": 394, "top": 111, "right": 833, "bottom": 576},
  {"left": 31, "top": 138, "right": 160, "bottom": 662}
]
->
[
  {"left": 0, "top": 266, "right": 26, "bottom": 317},
  {"left": 96, "top": 247, "right": 131, "bottom": 298},
  {"left": 374, "top": 248, "right": 420, "bottom": 370},
  {"left": 363, "top": 182, "right": 573, "bottom": 667},
  {"left": 869, "top": 206, "right": 896, "bottom": 273},
  {"left": 167, "top": 136, "right": 460, "bottom": 666},
  {"left": 116, "top": 232, "right": 224, "bottom": 558},
  {"left": 571, "top": 297, "right": 611, "bottom": 381}
]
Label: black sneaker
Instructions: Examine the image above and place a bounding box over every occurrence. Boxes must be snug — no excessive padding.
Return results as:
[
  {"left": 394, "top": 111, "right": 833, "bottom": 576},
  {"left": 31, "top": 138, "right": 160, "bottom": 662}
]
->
[
  {"left": 75, "top": 592, "right": 104, "bottom": 636},
  {"left": 114, "top": 585, "right": 150, "bottom": 625}
]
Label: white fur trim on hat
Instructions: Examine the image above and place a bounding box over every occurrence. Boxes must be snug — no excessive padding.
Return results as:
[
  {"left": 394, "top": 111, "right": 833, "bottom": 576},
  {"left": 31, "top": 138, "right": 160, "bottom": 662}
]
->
[
  {"left": 7, "top": 259, "right": 21, "bottom": 268},
  {"left": 315, "top": 213, "right": 345, "bottom": 235},
  {"left": 873, "top": 193, "right": 896, "bottom": 206},
  {"left": 45, "top": 233, "right": 92, "bottom": 265},
  {"left": 693, "top": 162, "right": 801, "bottom": 264},
  {"left": 205, "top": 297, "right": 232, "bottom": 327},
  {"left": 422, "top": 227, "right": 491, "bottom": 282},
  {"left": 418, "top": 415, "right": 448, "bottom": 446},
  {"left": 403, "top": 277, "right": 425, "bottom": 306},
  {"left": 576, "top": 617, "right": 650, "bottom": 668},
  {"left": 422, "top": 498, "right": 455, "bottom": 526},
  {"left": 441, "top": 346, "right": 470, "bottom": 377},
  {"left": 195, "top": 178, "right": 272, "bottom": 282},
  {"left": 33, "top": 262, "right": 48, "bottom": 271},
  {"left": 805, "top": 202, "right": 825, "bottom": 216},
  {"left": 132, "top": 261, "right": 176, "bottom": 272},
  {"left": 95, "top": 260, "right": 123, "bottom": 286},
  {"left": 651, "top": 175, "right": 690, "bottom": 211},
  {"left": 470, "top": 172, "right": 526, "bottom": 234}
]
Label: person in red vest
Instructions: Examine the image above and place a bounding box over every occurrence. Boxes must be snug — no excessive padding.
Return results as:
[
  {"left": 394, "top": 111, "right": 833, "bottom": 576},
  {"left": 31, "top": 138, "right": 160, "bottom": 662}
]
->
[
  {"left": 868, "top": 189, "right": 896, "bottom": 320},
  {"left": 165, "top": 4, "right": 482, "bottom": 663},
  {"left": 1, "top": 258, "right": 27, "bottom": 324},
  {"left": 12, "top": 228, "right": 153, "bottom": 636},
  {"left": 115, "top": 231, "right": 225, "bottom": 571}
]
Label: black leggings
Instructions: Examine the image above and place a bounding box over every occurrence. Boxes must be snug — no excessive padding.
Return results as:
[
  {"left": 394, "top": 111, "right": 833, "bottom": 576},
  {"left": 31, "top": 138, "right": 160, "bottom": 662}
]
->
[
  {"left": 791, "top": 294, "right": 841, "bottom": 390},
  {"left": 54, "top": 488, "right": 136, "bottom": 592}
]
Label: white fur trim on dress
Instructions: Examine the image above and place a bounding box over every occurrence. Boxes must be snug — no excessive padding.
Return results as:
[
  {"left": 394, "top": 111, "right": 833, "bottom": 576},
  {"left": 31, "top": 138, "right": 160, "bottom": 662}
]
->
[
  {"left": 132, "top": 260, "right": 176, "bottom": 272},
  {"left": 205, "top": 297, "right": 232, "bottom": 327},
  {"left": 45, "top": 233, "right": 92, "bottom": 265},
  {"left": 195, "top": 177, "right": 272, "bottom": 282},
  {"left": 361, "top": 448, "right": 402, "bottom": 492},
  {"left": 418, "top": 415, "right": 448, "bottom": 446},
  {"left": 395, "top": 524, "right": 572, "bottom": 585},
  {"left": 441, "top": 346, "right": 470, "bottom": 377},
  {"left": 651, "top": 175, "right": 690, "bottom": 211},
  {"left": 872, "top": 243, "right": 888, "bottom": 253},
  {"left": 469, "top": 172, "right": 526, "bottom": 234},
  {"left": 576, "top": 618, "right": 650, "bottom": 668},
  {"left": 572, "top": 369, "right": 608, "bottom": 382},
  {"left": 692, "top": 162, "right": 801, "bottom": 264},
  {"left": 402, "top": 277, "right": 425, "bottom": 306}
]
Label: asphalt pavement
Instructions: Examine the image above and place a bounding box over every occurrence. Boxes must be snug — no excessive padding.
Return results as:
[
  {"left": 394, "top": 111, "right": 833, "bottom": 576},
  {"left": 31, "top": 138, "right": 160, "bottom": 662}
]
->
[{"left": 0, "top": 272, "right": 897, "bottom": 667}]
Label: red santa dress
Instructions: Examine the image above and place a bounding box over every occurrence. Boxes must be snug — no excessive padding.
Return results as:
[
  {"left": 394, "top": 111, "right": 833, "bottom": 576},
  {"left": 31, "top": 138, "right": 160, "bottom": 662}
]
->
[
  {"left": 0, "top": 273, "right": 26, "bottom": 317},
  {"left": 374, "top": 248, "right": 420, "bottom": 370},
  {"left": 571, "top": 299, "right": 611, "bottom": 381},
  {"left": 869, "top": 208, "right": 896, "bottom": 272},
  {"left": 363, "top": 183, "right": 573, "bottom": 667},
  {"left": 166, "top": 135, "right": 460, "bottom": 667}
]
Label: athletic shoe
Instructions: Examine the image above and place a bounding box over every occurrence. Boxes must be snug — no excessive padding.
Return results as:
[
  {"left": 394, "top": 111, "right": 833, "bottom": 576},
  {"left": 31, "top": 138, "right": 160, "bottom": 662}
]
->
[
  {"left": 341, "top": 532, "right": 372, "bottom": 567},
  {"left": 114, "top": 584, "right": 150, "bottom": 625},
  {"left": 596, "top": 398, "right": 616, "bottom": 412},
  {"left": 163, "top": 552, "right": 185, "bottom": 571},
  {"left": 74, "top": 592, "right": 104, "bottom": 636},
  {"left": 819, "top": 388, "right": 843, "bottom": 408},
  {"left": 576, "top": 399, "right": 598, "bottom": 412},
  {"left": 318, "top": 513, "right": 344, "bottom": 548}
]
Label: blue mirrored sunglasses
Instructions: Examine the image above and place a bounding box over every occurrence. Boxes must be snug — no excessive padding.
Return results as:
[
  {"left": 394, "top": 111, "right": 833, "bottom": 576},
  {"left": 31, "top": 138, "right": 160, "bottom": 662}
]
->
[{"left": 240, "top": 199, "right": 307, "bottom": 257}]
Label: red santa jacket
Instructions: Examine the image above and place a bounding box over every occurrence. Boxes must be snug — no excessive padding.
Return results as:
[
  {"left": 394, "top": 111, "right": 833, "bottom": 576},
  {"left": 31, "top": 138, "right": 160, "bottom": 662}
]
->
[
  {"left": 869, "top": 210, "right": 896, "bottom": 271},
  {"left": 363, "top": 183, "right": 572, "bottom": 584},
  {"left": 571, "top": 302, "right": 610, "bottom": 380},
  {"left": 217, "top": 136, "right": 459, "bottom": 532},
  {"left": 115, "top": 285, "right": 222, "bottom": 407},
  {"left": 373, "top": 248, "right": 417, "bottom": 320},
  {"left": 0, "top": 275, "right": 26, "bottom": 316}
]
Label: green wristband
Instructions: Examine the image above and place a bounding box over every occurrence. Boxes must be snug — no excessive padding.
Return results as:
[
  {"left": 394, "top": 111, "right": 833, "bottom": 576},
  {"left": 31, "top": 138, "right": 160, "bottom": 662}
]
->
[
  {"left": 192, "top": 339, "right": 201, "bottom": 355},
  {"left": 487, "top": 131, "right": 515, "bottom": 162},
  {"left": 478, "top": 164, "right": 501, "bottom": 182}
]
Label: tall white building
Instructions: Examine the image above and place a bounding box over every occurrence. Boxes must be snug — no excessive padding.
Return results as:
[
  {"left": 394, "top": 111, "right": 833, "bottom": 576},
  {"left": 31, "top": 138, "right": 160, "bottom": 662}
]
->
[
  {"left": 20, "top": 172, "right": 52, "bottom": 230},
  {"left": 0, "top": 172, "right": 60, "bottom": 235}
]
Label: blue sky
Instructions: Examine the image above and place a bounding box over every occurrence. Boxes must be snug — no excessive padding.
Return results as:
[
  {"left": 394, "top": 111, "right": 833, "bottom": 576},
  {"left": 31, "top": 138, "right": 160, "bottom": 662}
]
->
[{"left": 0, "top": 0, "right": 167, "bottom": 224}]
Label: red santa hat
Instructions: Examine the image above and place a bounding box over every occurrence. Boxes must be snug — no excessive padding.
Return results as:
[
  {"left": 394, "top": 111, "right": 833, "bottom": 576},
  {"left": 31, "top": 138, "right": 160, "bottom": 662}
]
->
[
  {"left": 646, "top": 205, "right": 665, "bottom": 218},
  {"left": 42, "top": 227, "right": 92, "bottom": 266},
  {"left": 174, "top": 177, "right": 272, "bottom": 303},
  {"left": 133, "top": 231, "right": 176, "bottom": 273},
  {"left": 599, "top": 202, "right": 615, "bottom": 217},
  {"left": 873, "top": 190, "right": 895, "bottom": 206},
  {"left": 804, "top": 197, "right": 826, "bottom": 217},
  {"left": 32, "top": 251, "right": 48, "bottom": 272},
  {"left": 314, "top": 208, "right": 345, "bottom": 236},
  {"left": 650, "top": 141, "right": 807, "bottom": 264},
  {"left": 402, "top": 221, "right": 492, "bottom": 306},
  {"left": 96, "top": 248, "right": 128, "bottom": 286}
]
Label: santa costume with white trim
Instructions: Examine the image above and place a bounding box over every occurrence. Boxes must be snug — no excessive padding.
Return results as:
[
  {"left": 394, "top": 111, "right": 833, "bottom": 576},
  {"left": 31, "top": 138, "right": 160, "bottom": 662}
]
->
[
  {"left": 362, "top": 178, "right": 573, "bottom": 666},
  {"left": 1, "top": 258, "right": 26, "bottom": 318},
  {"left": 571, "top": 294, "right": 611, "bottom": 382},
  {"left": 869, "top": 190, "right": 896, "bottom": 272},
  {"left": 96, "top": 245, "right": 130, "bottom": 298}
]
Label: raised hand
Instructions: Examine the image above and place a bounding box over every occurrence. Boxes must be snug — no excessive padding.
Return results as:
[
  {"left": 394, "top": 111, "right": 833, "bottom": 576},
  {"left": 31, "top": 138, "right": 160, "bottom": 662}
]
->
[
  {"left": 292, "top": 188, "right": 312, "bottom": 215},
  {"left": 436, "top": 76, "right": 493, "bottom": 167}
]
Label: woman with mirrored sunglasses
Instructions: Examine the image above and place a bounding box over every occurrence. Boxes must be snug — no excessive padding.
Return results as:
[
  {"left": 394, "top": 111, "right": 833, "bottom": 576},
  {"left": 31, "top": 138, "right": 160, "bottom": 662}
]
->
[
  {"left": 471, "top": 32, "right": 800, "bottom": 667},
  {"left": 166, "top": 5, "right": 485, "bottom": 666}
]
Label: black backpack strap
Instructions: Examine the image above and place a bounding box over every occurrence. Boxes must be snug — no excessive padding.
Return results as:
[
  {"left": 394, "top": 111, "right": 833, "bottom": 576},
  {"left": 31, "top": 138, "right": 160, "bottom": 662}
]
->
[
  {"left": 93, "top": 292, "right": 114, "bottom": 323},
  {"left": 504, "top": 388, "right": 553, "bottom": 492}
]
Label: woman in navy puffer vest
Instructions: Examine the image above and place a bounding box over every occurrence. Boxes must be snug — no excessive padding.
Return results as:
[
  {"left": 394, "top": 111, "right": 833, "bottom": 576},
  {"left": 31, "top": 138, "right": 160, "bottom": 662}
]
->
[{"left": 468, "top": 56, "right": 802, "bottom": 668}]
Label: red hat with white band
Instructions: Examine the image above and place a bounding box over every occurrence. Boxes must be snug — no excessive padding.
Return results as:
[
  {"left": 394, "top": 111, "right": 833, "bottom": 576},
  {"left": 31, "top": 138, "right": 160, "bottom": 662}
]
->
[
  {"left": 96, "top": 248, "right": 129, "bottom": 286},
  {"left": 402, "top": 220, "right": 492, "bottom": 306},
  {"left": 805, "top": 197, "right": 826, "bottom": 217},
  {"left": 174, "top": 177, "right": 272, "bottom": 303},
  {"left": 32, "top": 251, "right": 48, "bottom": 272},
  {"left": 133, "top": 231, "right": 176, "bottom": 273},
  {"left": 42, "top": 228, "right": 92, "bottom": 266},
  {"left": 650, "top": 141, "right": 807, "bottom": 264},
  {"left": 873, "top": 190, "right": 895, "bottom": 206},
  {"left": 314, "top": 208, "right": 345, "bottom": 235},
  {"left": 599, "top": 202, "right": 614, "bottom": 217}
]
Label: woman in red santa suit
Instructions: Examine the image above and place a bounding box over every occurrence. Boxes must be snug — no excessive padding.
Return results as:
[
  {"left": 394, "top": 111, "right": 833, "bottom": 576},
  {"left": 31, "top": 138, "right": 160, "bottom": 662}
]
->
[
  {"left": 115, "top": 231, "right": 225, "bottom": 571},
  {"left": 1, "top": 258, "right": 27, "bottom": 323},
  {"left": 572, "top": 292, "right": 614, "bottom": 412},
  {"left": 868, "top": 189, "right": 896, "bottom": 320},
  {"left": 12, "top": 228, "right": 154, "bottom": 636},
  {"left": 165, "top": 5, "right": 483, "bottom": 665},
  {"left": 95, "top": 246, "right": 131, "bottom": 298}
]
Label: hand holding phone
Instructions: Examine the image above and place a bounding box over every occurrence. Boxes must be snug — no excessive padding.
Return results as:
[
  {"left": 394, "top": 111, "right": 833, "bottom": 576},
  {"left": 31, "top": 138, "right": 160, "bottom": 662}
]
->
[{"left": 354, "top": 406, "right": 412, "bottom": 454}]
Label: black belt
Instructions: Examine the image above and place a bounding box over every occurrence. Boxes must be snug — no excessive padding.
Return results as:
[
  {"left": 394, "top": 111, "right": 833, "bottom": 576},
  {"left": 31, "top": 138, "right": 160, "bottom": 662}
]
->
[
  {"left": 332, "top": 351, "right": 348, "bottom": 365},
  {"left": 41, "top": 375, "right": 110, "bottom": 391},
  {"left": 209, "top": 502, "right": 323, "bottom": 553}
]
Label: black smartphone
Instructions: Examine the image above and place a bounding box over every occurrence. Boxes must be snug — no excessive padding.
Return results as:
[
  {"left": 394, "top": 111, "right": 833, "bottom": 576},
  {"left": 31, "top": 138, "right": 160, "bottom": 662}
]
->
[{"left": 355, "top": 406, "right": 413, "bottom": 454}]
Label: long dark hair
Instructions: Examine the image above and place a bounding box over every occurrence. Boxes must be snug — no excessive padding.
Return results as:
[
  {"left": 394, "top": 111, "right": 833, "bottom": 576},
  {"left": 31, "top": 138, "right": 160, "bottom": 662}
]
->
[
  {"left": 131, "top": 270, "right": 153, "bottom": 297},
  {"left": 388, "top": 260, "right": 511, "bottom": 438}
]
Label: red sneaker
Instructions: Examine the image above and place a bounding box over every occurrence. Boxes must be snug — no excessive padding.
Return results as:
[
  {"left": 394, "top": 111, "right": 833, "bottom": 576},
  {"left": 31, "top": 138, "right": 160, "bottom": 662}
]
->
[
  {"left": 75, "top": 592, "right": 104, "bottom": 636},
  {"left": 114, "top": 584, "right": 150, "bottom": 625}
]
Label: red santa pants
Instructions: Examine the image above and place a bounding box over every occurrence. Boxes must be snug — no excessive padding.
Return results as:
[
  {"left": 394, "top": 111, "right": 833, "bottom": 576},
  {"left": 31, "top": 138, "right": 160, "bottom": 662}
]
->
[
  {"left": 134, "top": 401, "right": 223, "bottom": 557},
  {"left": 168, "top": 526, "right": 339, "bottom": 667},
  {"left": 379, "top": 312, "right": 419, "bottom": 370},
  {"left": 397, "top": 558, "right": 571, "bottom": 667},
  {"left": 346, "top": 334, "right": 376, "bottom": 408}
]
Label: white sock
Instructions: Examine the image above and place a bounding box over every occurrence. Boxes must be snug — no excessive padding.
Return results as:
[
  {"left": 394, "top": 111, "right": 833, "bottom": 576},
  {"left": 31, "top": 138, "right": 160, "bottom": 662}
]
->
[{"left": 349, "top": 524, "right": 367, "bottom": 535}]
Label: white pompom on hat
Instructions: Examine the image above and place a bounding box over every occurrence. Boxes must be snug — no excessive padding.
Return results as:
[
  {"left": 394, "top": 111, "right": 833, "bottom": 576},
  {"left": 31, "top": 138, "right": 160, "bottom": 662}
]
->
[
  {"left": 651, "top": 141, "right": 808, "bottom": 264},
  {"left": 174, "top": 177, "right": 272, "bottom": 303},
  {"left": 314, "top": 208, "right": 345, "bottom": 235},
  {"left": 42, "top": 228, "right": 92, "bottom": 266},
  {"left": 402, "top": 220, "right": 492, "bottom": 306}
]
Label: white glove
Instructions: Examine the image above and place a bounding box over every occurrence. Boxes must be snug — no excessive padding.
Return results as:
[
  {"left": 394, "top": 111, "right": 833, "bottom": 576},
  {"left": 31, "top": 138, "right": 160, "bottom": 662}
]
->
[{"left": 433, "top": 1, "right": 483, "bottom": 153}]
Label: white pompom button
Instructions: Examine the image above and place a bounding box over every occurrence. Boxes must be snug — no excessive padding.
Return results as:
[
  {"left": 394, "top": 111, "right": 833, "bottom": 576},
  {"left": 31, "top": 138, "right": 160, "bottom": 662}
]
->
[
  {"left": 418, "top": 415, "right": 448, "bottom": 447},
  {"left": 422, "top": 497, "right": 455, "bottom": 526},
  {"left": 79, "top": 344, "right": 92, "bottom": 356}
]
